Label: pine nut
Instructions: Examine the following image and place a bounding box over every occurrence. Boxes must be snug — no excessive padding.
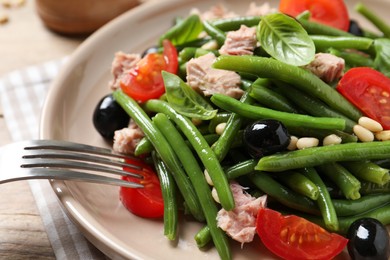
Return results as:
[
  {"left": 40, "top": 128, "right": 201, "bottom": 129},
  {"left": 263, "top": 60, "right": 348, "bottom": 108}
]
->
[
  {"left": 323, "top": 134, "right": 342, "bottom": 146},
  {"left": 358, "top": 116, "right": 383, "bottom": 132},
  {"left": 202, "top": 40, "right": 218, "bottom": 50},
  {"left": 204, "top": 169, "right": 214, "bottom": 186},
  {"left": 353, "top": 125, "right": 374, "bottom": 142},
  {"left": 211, "top": 187, "right": 220, "bottom": 203},
  {"left": 375, "top": 130, "right": 390, "bottom": 141},
  {"left": 215, "top": 122, "right": 227, "bottom": 135},
  {"left": 0, "top": 14, "right": 8, "bottom": 24},
  {"left": 296, "top": 137, "right": 319, "bottom": 150},
  {"left": 287, "top": 135, "right": 298, "bottom": 150},
  {"left": 191, "top": 118, "right": 203, "bottom": 126}
]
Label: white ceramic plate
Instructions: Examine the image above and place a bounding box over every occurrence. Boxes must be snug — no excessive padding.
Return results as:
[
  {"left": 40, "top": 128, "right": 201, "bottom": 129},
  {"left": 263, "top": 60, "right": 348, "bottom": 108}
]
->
[{"left": 40, "top": 0, "right": 389, "bottom": 259}]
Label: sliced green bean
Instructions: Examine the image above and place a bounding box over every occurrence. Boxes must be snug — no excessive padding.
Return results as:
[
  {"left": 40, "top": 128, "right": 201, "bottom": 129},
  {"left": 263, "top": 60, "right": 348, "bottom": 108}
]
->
[
  {"left": 329, "top": 48, "right": 374, "bottom": 68},
  {"left": 256, "top": 141, "right": 390, "bottom": 172},
  {"left": 194, "top": 225, "right": 212, "bottom": 248},
  {"left": 250, "top": 80, "right": 299, "bottom": 113},
  {"left": 355, "top": 3, "right": 390, "bottom": 38},
  {"left": 134, "top": 137, "right": 154, "bottom": 156},
  {"left": 212, "top": 16, "right": 261, "bottom": 31},
  {"left": 273, "top": 82, "right": 356, "bottom": 132},
  {"left": 152, "top": 113, "right": 231, "bottom": 259},
  {"left": 113, "top": 90, "right": 203, "bottom": 220},
  {"left": 310, "top": 35, "right": 374, "bottom": 51},
  {"left": 276, "top": 171, "right": 319, "bottom": 200},
  {"left": 360, "top": 181, "right": 390, "bottom": 195},
  {"left": 211, "top": 93, "right": 346, "bottom": 131},
  {"left": 297, "top": 18, "right": 352, "bottom": 37},
  {"left": 213, "top": 55, "right": 362, "bottom": 121},
  {"left": 212, "top": 90, "right": 254, "bottom": 162},
  {"left": 145, "top": 99, "right": 235, "bottom": 211},
  {"left": 151, "top": 151, "right": 178, "bottom": 240},
  {"left": 225, "top": 159, "right": 257, "bottom": 180},
  {"left": 208, "top": 112, "right": 231, "bottom": 133},
  {"left": 317, "top": 163, "right": 361, "bottom": 200},
  {"left": 249, "top": 172, "right": 319, "bottom": 215},
  {"left": 203, "top": 20, "right": 226, "bottom": 47},
  {"left": 332, "top": 194, "right": 390, "bottom": 217},
  {"left": 343, "top": 161, "right": 390, "bottom": 185}
]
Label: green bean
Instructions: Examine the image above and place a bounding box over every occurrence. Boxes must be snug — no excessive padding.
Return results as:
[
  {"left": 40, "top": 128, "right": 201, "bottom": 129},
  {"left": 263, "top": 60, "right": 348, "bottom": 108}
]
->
[
  {"left": 113, "top": 90, "right": 203, "bottom": 220},
  {"left": 144, "top": 99, "right": 235, "bottom": 211},
  {"left": 355, "top": 3, "right": 390, "bottom": 38},
  {"left": 273, "top": 82, "right": 356, "bottom": 132},
  {"left": 297, "top": 18, "right": 352, "bottom": 37},
  {"left": 225, "top": 159, "right": 257, "bottom": 180},
  {"left": 301, "top": 167, "right": 339, "bottom": 232},
  {"left": 179, "top": 47, "right": 198, "bottom": 62},
  {"left": 213, "top": 55, "right": 362, "bottom": 121},
  {"left": 256, "top": 141, "right": 390, "bottom": 172},
  {"left": 250, "top": 80, "right": 299, "bottom": 113},
  {"left": 203, "top": 20, "right": 226, "bottom": 47},
  {"left": 208, "top": 112, "right": 231, "bottom": 133},
  {"left": 210, "top": 93, "right": 346, "bottom": 131},
  {"left": 360, "top": 181, "right": 390, "bottom": 195},
  {"left": 194, "top": 225, "right": 212, "bottom": 248},
  {"left": 276, "top": 171, "right": 319, "bottom": 200},
  {"left": 152, "top": 113, "right": 231, "bottom": 259},
  {"left": 134, "top": 137, "right": 154, "bottom": 156},
  {"left": 151, "top": 151, "right": 178, "bottom": 240},
  {"left": 317, "top": 163, "right": 361, "bottom": 200},
  {"left": 329, "top": 48, "right": 374, "bottom": 68},
  {"left": 249, "top": 172, "right": 319, "bottom": 215},
  {"left": 212, "top": 90, "right": 254, "bottom": 162},
  {"left": 343, "top": 161, "right": 390, "bottom": 185},
  {"left": 332, "top": 194, "right": 390, "bottom": 217},
  {"left": 310, "top": 35, "right": 374, "bottom": 51},
  {"left": 212, "top": 16, "right": 261, "bottom": 31}
]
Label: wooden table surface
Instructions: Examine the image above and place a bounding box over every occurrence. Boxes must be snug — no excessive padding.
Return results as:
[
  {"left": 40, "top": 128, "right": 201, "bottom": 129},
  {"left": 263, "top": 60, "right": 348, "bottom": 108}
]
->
[{"left": 0, "top": 1, "right": 84, "bottom": 258}]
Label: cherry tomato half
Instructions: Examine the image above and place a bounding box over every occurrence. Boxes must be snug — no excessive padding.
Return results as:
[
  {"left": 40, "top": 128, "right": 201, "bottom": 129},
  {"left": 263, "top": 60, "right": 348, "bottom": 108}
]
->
[
  {"left": 337, "top": 67, "right": 390, "bottom": 130},
  {"left": 120, "top": 40, "right": 178, "bottom": 103},
  {"left": 279, "top": 0, "right": 350, "bottom": 31},
  {"left": 256, "top": 208, "right": 348, "bottom": 260},
  {"left": 120, "top": 158, "right": 164, "bottom": 218}
]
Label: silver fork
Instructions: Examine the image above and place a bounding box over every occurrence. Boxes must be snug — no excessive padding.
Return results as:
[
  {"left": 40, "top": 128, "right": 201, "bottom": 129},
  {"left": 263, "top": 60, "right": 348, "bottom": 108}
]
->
[{"left": 0, "top": 140, "right": 144, "bottom": 188}]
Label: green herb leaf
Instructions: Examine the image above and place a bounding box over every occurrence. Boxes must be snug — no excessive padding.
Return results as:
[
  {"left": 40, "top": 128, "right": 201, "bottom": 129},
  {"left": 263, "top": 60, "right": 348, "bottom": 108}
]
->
[
  {"left": 163, "top": 71, "right": 217, "bottom": 120},
  {"left": 374, "top": 38, "right": 390, "bottom": 77},
  {"left": 257, "top": 13, "right": 315, "bottom": 66},
  {"left": 159, "top": 15, "right": 204, "bottom": 46}
]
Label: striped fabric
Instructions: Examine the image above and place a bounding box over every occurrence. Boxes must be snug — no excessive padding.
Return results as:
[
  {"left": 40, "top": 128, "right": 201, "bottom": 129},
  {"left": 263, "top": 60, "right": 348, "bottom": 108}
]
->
[{"left": 0, "top": 59, "right": 108, "bottom": 260}]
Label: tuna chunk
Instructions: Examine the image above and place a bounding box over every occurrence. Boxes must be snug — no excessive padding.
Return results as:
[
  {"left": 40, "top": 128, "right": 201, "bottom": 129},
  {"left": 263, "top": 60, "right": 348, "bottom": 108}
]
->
[
  {"left": 219, "top": 25, "right": 257, "bottom": 56},
  {"left": 186, "top": 53, "right": 243, "bottom": 99},
  {"left": 109, "top": 52, "right": 141, "bottom": 90},
  {"left": 245, "top": 2, "right": 277, "bottom": 16},
  {"left": 113, "top": 120, "right": 144, "bottom": 154},
  {"left": 217, "top": 182, "right": 267, "bottom": 246},
  {"left": 304, "top": 53, "right": 345, "bottom": 83},
  {"left": 190, "top": 3, "right": 238, "bottom": 21}
]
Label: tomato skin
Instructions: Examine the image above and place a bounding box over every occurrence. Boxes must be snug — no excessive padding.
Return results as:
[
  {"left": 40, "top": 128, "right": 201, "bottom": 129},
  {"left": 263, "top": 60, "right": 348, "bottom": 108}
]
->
[
  {"left": 337, "top": 67, "right": 390, "bottom": 130},
  {"left": 120, "top": 158, "right": 164, "bottom": 218},
  {"left": 279, "top": 0, "right": 350, "bottom": 31},
  {"left": 120, "top": 40, "right": 178, "bottom": 103},
  {"left": 256, "top": 208, "right": 348, "bottom": 260}
]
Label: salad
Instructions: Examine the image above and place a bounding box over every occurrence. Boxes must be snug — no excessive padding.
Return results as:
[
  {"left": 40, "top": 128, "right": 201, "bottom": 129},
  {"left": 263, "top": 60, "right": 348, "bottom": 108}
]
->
[{"left": 92, "top": 0, "right": 390, "bottom": 259}]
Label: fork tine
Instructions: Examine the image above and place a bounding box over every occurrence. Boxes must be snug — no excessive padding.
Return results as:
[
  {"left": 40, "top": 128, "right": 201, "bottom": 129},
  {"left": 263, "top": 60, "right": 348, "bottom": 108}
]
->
[
  {"left": 0, "top": 167, "right": 143, "bottom": 188},
  {"left": 22, "top": 149, "right": 142, "bottom": 171},
  {"left": 21, "top": 159, "right": 143, "bottom": 179}
]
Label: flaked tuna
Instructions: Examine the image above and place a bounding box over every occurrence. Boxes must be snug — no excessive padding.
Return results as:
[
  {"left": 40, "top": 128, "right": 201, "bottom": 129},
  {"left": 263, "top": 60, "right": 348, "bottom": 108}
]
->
[
  {"left": 113, "top": 120, "right": 144, "bottom": 154},
  {"left": 304, "top": 53, "right": 345, "bottom": 83},
  {"left": 219, "top": 25, "right": 257, "bottom": 56},
  {"left": 186, "top": 53, "right": 243, "bottom": 99},
  {"left": 109, "top": 52, "right": 141, "bottom": 90}
]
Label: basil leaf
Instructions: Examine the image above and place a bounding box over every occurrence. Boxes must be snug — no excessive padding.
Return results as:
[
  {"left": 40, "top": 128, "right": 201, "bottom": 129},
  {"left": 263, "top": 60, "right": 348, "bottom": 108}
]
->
[
  {"left": 374, "top": 38, "right": 390, "bottom": 77},
  {"left": 257, "top": 13, "right": 315, "bottom": 66},
  {"left": 163, "top": 71, "right": 217, "bottom": 120},
  {"left": 159, "top": 15, "right": 203, "bottom": 46}
]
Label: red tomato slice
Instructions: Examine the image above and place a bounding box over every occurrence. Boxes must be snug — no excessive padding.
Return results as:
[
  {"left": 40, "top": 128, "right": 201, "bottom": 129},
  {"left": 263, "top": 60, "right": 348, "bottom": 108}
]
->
[
  {"left": 256, "top": 208, "right": 348, "bottom": 260},
  {"left": 120, "top": 40, "right": 178, "bottom": 103},
  {"left": 279, "top": 0, "right": 350, "bottom": 31},
  {"left": 337, "top": 67, "right": 390, "bottom": 130},
  {"left": 120, "top": 158, "right": 164, "bottom": 218}
]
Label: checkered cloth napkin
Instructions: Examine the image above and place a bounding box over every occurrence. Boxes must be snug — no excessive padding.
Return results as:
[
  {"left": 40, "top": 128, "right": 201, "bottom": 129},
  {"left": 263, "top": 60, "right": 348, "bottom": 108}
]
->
[{"left": 0, "top": 59, "right": 108, "bottom": 260}]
